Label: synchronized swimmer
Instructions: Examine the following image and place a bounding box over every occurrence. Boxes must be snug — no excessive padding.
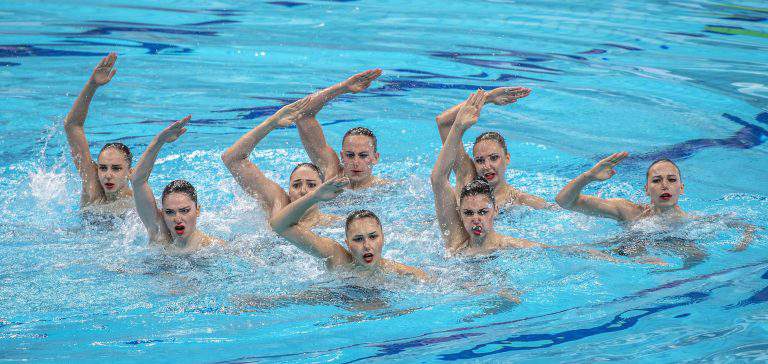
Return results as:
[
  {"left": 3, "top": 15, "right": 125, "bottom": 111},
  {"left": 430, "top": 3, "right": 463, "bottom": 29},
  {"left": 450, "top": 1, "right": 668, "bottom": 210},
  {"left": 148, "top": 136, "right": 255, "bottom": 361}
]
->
[{"left": 64, "top": 53, "right": 757, "bottom": 274}]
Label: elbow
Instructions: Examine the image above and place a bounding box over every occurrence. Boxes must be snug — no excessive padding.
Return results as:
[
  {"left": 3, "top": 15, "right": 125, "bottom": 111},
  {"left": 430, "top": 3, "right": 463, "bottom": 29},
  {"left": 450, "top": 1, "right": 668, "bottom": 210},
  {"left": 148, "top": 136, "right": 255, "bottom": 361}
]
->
[
  {"left": 554, "top": 192, "right": 572, "bottom": 209},
  {"left": 221, "top": 149, "right": 236, "bottom": 167}
]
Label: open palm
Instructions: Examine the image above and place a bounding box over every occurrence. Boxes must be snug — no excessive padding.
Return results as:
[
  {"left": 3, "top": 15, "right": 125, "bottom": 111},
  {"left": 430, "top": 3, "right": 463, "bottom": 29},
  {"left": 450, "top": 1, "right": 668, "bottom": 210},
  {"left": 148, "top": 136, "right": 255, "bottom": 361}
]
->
[
  {"left": 588, "top": 152, "right": 628, "bottom": 181},
  {"left": 91, "top": 52, "right": 117, "bottom": 86},
  {"left": 274, "top": 97, "right": 312, "bottom": 127},
  {"left": 314, "top": 176, "right": 350, "bottom": 201},
  {"left": 456, "top": 90, "right": 487, "bottom": 130},
  {"left": 159, "top": 115, "right": 191, "bottom": 143},
  {"left": 487, "top": 87, "right": 531, "bottom": 106},
  {"left": 343, "top": 69, "right": 382, "bottom": 93}
]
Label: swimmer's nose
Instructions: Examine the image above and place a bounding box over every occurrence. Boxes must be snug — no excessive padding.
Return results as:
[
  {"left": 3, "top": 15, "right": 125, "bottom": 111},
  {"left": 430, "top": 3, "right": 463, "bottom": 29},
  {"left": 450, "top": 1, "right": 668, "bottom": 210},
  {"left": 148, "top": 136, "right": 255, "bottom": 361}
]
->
[{"left": 299, "top": 185, "right": 308, "bottom": 195}]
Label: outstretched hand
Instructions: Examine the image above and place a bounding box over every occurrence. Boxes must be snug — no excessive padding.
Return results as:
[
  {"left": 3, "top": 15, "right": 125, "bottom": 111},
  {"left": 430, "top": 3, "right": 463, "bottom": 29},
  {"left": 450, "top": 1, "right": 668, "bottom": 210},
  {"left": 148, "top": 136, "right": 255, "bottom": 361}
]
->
[
  {"left": 273, "top": 97, "right": 312, "bottom": 127},
  {"left": 587, "top": 151, "right": 628, "bottom": 181},
  {"left": 313, "top": 176, "right": 350, "bottom": 201},
  {"left": 487, "top": 86, "right": 531, "bottom": 105},
  {"left": 157, "top": 115, "right": 191, "bottom": 144},
  {"left": 342, "top": 68, "right": 382, "bottom": 93},
  {"left": 455, "top": 89, "right": 487, "bottom": 130},
  {"left": 90, "top": 52, "right": 117, "bottom": 86}
]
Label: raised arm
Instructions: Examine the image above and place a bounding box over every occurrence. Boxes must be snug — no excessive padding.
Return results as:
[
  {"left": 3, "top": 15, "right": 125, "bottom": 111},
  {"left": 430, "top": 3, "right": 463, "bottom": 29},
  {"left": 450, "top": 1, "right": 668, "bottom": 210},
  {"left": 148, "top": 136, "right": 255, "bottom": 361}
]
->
[
  {"left": 222, "top": 98, "right": 311, "bottom": 217},
  {"left": 555, "top": 152, "right": 638, "bottom": 221},
  {"left": 431, "top": 90, "right": 486, "bottom": 251},
  {"left": 64, "top": 52, "right": 117, "bottom": 203},
  {"left": 130, "top": 116, "right": 190, "bottom": 241},
  {"left": 269, "top": 176, "right": 352, "bottom": 265},
  {"left": 436, "top": 87, "right": 531, "bottom": 186},
  {"left": 293, "top": 69, "right": 382, "bottom": 179}
]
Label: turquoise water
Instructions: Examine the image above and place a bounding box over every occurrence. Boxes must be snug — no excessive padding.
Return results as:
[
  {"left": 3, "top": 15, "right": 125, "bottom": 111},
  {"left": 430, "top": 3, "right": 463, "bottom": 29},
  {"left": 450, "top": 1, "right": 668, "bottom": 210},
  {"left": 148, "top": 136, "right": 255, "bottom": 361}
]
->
[{"left": 2, "top": 0, "right": 768, "bottom": 362}]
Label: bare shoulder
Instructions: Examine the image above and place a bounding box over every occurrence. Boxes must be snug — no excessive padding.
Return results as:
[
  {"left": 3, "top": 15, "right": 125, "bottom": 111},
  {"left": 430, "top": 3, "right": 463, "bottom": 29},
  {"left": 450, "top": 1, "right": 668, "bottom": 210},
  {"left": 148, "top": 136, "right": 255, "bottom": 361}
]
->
[
  {"left": 615, "top": 200, "right": 647, "bottom": 221},
  {"left": 201, "top": 232, "right": 226, "bottom": 247},
  {"left": 382, "top": 259, "right": 429, "bottom": 281},
  {"left": 509, "top": 188, "right": 552, "bottom": 209},
  {"left": 499, "top": 234, "right": 543, "bottom": 249}
]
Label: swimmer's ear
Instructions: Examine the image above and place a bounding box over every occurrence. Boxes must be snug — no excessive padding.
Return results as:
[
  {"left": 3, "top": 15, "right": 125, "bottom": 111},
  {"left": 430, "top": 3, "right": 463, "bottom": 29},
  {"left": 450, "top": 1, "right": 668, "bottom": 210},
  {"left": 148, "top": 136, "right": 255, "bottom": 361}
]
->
[
  {"left": 680, "top": 183, "right": 685, "bottom": 195},
  {"left": 372, "top": 152, "right": 380, "bottom": 165},
  {"left": 505, "top": 153, "right": 510, "bottom": 164}
]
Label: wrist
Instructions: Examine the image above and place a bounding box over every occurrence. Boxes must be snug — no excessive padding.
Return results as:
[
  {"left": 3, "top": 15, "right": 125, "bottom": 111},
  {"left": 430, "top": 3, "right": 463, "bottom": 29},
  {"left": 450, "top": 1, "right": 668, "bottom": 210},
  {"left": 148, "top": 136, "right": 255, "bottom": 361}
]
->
[{"left": 579, "top": 172, "right": 596, "bottom": 183}]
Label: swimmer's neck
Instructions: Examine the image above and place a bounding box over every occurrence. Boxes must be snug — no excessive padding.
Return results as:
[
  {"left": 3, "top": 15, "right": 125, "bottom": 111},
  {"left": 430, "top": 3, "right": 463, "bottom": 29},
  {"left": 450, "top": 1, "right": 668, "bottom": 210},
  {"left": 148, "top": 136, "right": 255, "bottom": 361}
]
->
[
  {"left": 104, "top": 187, "right": 133, "bottom": 202},
  {"left": 170, "top": 229, "right": 204, "bottom": 251},
  {"left": 469, "top": 231, "right": 499, "bottom": 248},
  {"left": 347, "top": 175, "right": 377, "bottom": 190},
  {"left": 646, "top": 204, "right": 685, "bottom": 218}
]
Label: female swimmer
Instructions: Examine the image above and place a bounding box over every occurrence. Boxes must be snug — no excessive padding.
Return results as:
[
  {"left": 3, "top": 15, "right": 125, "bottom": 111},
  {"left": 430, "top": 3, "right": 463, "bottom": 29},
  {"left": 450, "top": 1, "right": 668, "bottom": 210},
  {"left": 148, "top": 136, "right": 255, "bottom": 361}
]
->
[
  {"left": 269, "top": 176, "right": 427, "bottom": 280},
  {"left": 431, "top": 90, "right": 544, "bottom": 255},
  {"left": 556, "top": 153, "right": 756, "bottom": 250},
  {"left": 291, "top": 69, "right": 387, "bottom": 190},
  {"left": 435, "top": 86, "right": 550, "bottom": 209},
  {"left": 64, "top": 52, "right": 133, "bottom": 213},
  {"left": 222, "top": 98, "right": 339, "bottom": 227},
  {"left": 131, "top": 116, "right": 223, "bottom": 252}
]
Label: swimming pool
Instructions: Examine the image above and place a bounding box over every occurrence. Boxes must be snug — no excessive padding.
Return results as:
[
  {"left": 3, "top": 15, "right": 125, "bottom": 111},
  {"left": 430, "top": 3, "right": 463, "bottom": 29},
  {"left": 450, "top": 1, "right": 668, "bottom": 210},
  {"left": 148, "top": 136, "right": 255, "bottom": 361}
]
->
[{"left": 1, "top": 0, "right": 767, "bottom": 362}]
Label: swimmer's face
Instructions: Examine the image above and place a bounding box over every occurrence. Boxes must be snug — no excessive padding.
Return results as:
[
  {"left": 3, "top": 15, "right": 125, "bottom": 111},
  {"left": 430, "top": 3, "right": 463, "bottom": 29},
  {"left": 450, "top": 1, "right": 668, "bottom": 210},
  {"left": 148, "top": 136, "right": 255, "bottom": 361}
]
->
[
  {"left": 340, "top": 135, "right": 379, "bottom": 184},
  {"left": 645, "top": 161, "right": 684, "bottom": 207},
  {"left": 459, "top": 194, "right": 497, "bottom": 239},
  {"left": 472, "top": 140, "right": 509, "bottom": 187},
  {"left": 345, "top": 217, "right": 384, "bottom": 266},
  {"left": 161, "top": 192, "right": 200, "bottom": 240},
  {"left": 96, "top": 148, "right": 131, "bottom": 196},
  {"left": 288, "top": 166, "right": 322, "bottom": 202}
]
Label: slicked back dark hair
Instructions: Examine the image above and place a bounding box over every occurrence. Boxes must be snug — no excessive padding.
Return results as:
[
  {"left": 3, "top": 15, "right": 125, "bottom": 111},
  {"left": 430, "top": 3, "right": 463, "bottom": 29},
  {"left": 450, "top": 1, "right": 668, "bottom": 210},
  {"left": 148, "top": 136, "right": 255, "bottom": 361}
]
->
[
  {"left": 473, "top": 132, "right": 508, "bottom": 155},
  {"left": 345, "top": 209, "right": 382, "bottom": 232},
  {"left": 645, "top": 159, "right": 682, "bottom": 182},
  {"left": 459, "top": 177, "right": 496, "bottom": 207},
  {"left": 161, "top": 180, "right": 198, "bottom": 207},
  {"left": 99, "top": 142, "right": 132, "bottom": 166},
  {"left": 291, "top": 163, "right": 325, "bottom": 182},
  {"left": 342, "top": 127, "right": 377, "bottom": 152}
]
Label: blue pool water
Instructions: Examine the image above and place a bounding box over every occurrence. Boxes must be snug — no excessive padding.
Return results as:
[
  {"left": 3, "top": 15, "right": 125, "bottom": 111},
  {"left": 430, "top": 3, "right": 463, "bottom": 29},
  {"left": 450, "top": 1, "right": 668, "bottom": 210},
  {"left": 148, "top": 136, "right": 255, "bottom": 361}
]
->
[{"left": 1, "top": 0, "right": 768, "bottom": 362}]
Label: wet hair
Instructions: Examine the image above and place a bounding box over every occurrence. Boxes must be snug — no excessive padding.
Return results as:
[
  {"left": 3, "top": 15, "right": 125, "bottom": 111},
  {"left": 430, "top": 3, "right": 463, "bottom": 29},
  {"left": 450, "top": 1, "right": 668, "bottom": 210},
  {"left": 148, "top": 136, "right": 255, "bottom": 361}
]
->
[
  {"left": 473, "top": 132, "right": 508, "bottom": 155},
  {"left": 459, "top": 177, "right": 496, "bottom": 207},
  {"left": 290, "top": 163, "right": 325, "bottom": 182},
  {"left": 345, "top": 209, "right": 382, "bottom": 232},
  {"left": 99, "top": 142, "right": 132, "bottom": 165},
  {"left": 342, "top": 127, "right": 377, "bottom": 152},
  {"left": 645, "top": 159, "right": 682, "bottom": 182},
  {"left": 161, "top": 180, "right": 198, "bottom": 206}
]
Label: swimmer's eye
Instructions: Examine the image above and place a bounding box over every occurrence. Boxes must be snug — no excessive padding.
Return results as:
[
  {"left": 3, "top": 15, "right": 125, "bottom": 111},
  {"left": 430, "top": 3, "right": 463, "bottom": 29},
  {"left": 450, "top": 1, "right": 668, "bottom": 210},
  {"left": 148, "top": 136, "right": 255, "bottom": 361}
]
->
[
  {"left": 179, "top": 208, "right": 190, "bottom": 214},
  {"left": 668, "top": 178, "right": 677, "bottom": 182},
  {"left": 652, "top": 177, "right": 661, "bottom": 183},
  {"left": 478, "top": 209, "right": 489, "bottom": 216},
  {"left": 308, "top": 182, "right": 317, "bottom": 188},
  {"left": 112, "top": 166, "right": 122, "bottom": 171},
  {"left": 489, "top": 155, "right": 499, "bottom": 162},
  {"left": 352, "top": 236, "right": 364, "bottom": 243},
  {"left": 462, "top": 210, "right": 474, "bottom": 216},
  {"left": 368, "top": 233, "right": 378, "bottom": 240},
  {"left": 359, "top": 153, "right": 369, "bottom": 159},
  {"left": 344, "top": 152, "right": 355, "bottom": 158},
  {"left": 474, "top": 158, "right": 484, "bottom": 164},
  {"left": 292, "top": 183, "right": 301, "bottom": 189},
  {"left": 164, "top": 209, "right": 175, "bottom": 215},
  {"left": 98, "top": 165, "right": 108, "bottom": 171}
]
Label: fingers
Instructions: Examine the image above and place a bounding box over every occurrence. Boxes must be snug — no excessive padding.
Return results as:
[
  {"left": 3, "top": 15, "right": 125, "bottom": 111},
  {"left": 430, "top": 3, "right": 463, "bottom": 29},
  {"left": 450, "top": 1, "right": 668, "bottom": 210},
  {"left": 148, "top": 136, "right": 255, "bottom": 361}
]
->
[
  {"left": 106, "top": 52, "right": 116, "bottom": 68},
  {"left": 599, "top": 151, "right": 628, "bottom": 166},
  {"left": 177, "top": 115, "right": 192, "bottom": 127},
  {"left": 107, "top": 68, "right": 117, "bottom": 81}
]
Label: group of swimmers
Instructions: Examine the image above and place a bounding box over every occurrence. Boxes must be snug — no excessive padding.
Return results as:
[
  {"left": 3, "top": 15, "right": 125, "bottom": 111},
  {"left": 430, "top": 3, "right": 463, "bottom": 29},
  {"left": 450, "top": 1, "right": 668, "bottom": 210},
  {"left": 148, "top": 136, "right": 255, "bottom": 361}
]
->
[{"left": 64, "top": 53, "right": 756, "bottom": 281}]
